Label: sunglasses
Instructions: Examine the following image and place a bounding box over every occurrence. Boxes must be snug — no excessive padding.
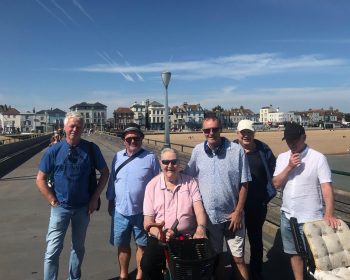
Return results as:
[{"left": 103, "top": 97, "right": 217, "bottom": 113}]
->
[
  {"left": 202, "top": 127, "right": 220, "bottom": 134},
  {"left": 161, "top": 159, "right": 178, "bottom": 165},
  {"left": 68, "top": 146, "right": 77, "bottom": 162},
  {"left": 124, "top": 137, "right": 141, "bottom": 144}
]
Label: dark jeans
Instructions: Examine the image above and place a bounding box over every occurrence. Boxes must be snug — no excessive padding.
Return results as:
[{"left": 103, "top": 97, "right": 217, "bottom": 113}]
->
[
  {"left": 245, "top": 204, "right": 267, "bottom": 279},
  {"left": 141, "top": 236, "right": 166, "bottom": 280}
]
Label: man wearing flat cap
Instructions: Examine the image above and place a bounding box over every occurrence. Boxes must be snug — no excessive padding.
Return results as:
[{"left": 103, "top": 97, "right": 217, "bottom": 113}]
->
[
  {"left": 106, "top": 123, "right": 160, "bottom": 280},
  {"left": 272, "top": 122, "right": 338, "bottom": 280}
]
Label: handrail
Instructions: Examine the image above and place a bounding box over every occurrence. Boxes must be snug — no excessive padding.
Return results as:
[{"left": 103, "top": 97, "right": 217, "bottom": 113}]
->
[
  {"left": 0, "top": 133, "right": 50, "bottom": 145},
  {"left": 331, "top": 169, "right": 350, "bottom": 177},
  {"left": 143, "top": 137, "right": 350, "bottom": 178}
]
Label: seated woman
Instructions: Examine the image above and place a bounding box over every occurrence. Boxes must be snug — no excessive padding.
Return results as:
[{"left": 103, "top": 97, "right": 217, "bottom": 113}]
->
[{"left": 141, "top": 148, "right": 207, "bottom": 280}]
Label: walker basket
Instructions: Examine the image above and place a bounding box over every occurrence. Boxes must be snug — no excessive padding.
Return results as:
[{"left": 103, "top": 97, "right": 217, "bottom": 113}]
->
[{"left": 168, "top": 238, "right": 216, "bottom": 280}]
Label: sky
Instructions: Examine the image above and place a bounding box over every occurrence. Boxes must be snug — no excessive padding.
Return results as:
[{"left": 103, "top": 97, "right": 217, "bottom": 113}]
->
[{"left": 1, "top": 0, "right": 350, "bottom": 118}]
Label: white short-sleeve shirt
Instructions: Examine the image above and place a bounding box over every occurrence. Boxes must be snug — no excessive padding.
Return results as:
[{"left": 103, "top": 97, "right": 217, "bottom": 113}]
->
[{"left": 274, "top": 146, "right": 332, "bottom": 223}]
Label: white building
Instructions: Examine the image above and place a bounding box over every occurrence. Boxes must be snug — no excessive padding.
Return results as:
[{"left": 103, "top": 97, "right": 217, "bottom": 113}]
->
[
  {"left": 267, "top": 111, "right": 295, "bottom": 124},
  {"left": 70, "top": 102, "right": 107, "bottom": 130},
  {"left": 148, "top": 101, "right": 165, "bottom": 130},
  {"left": 0, "top": 107, "right": 21, "bottom": 134},
  {"left": 171, "top": 102, "right": 205, "bottom": 130},
  {"left": 259, "top": 105, "right": 276, "bottom": 123},
  {"left": 20, "top": 111, "right": 36, "bottom": 133}
]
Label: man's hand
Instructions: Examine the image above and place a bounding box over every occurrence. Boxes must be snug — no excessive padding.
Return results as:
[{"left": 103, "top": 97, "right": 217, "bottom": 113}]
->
[
  {"left": 228, "top": 209, "right": 243, "bottom": 232},
  {"left": 193, "top": 225, "right": 207, "bottom": 239},
  {"left": 324, "top": 214, "right": 340, "bottom": 229},
  {"left": 165, "top": 228, "right": 175, "bottom": 242},
  {"left": 88, "top": 197, "right": 99, "bottom": 214},
  {"left": 289, "top": 153, "right": 301, "bottom": 168}
]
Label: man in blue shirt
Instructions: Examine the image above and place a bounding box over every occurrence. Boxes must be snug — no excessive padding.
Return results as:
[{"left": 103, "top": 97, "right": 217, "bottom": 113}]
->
[
  {"left": 36, "top": 111, "right": 109, "bottom": 280},
  {"left": 106, "top": 123, "right": 160, "bottom": 280}
]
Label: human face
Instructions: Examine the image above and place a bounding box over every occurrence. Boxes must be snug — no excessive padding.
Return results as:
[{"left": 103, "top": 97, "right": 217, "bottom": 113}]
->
[
  {"left": 202, "top": 119, "right": 221, "bottom": 147},
  {"left": 286, "top": 135, "right": 306, "bottom": 154},
  {"left": 161, "top": 151, "right": 178, "bottom": 180},
  {"left": 64, "top": 118, "right": 83, "bottom": 145},
  {"left": 124, "top": 131, "right": 143, "bottom": 155},
  {"left": 237, "top": 129, "right": 255, "bottom": 149}
]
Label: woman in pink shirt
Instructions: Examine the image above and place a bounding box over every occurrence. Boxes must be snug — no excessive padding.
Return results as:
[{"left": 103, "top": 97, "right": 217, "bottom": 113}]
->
[{"left": 141, "top": 148, "right": 207, "bottom": 280}]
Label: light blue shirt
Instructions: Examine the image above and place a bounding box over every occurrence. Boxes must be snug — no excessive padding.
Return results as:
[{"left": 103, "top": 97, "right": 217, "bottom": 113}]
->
[
  {"left": 106, "top": 148, "right": 160, "bottom": 216},
  {"left": 184, "top": 138, "right": 251, "bottom": 224}
]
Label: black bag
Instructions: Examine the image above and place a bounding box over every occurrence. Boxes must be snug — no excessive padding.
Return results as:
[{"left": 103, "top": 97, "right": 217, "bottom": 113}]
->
[{"left": 89, "top": 142, "right": 101, "bottom": 211}]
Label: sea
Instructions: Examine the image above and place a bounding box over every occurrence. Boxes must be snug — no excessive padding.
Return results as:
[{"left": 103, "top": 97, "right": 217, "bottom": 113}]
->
[{"left": 327, "top": 154, "right": 350, "bottom": 192}]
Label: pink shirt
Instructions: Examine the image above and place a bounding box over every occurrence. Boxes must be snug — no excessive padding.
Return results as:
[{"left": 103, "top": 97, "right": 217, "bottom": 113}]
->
[{"left": 143, "top": 172, "right": 202, "bottom": 236}]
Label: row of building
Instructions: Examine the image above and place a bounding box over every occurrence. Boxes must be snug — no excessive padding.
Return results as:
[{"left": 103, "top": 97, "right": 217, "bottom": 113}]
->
[{"left": 0, "top": 101, "right": 347, "bottom": 134}]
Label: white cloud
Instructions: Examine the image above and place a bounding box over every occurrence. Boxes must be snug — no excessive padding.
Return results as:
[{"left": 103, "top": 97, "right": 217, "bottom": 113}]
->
[{"left": 75, "top": 53, "right": 346, "bottom": 81}]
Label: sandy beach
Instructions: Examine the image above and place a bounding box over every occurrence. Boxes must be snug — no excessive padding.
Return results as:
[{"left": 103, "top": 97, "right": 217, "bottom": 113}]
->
[
  {"left": 144, "top": 128, "right": 350, "bottom": 156},
  {"left": 2, "top": 128, "right": 349, "bottom": 156}
]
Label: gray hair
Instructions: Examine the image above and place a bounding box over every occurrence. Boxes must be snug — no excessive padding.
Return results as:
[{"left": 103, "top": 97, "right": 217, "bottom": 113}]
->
[
  {"left": 160, "top": 147, "right": 178, "bottom": 159},
  {"left": 64, "top": 111, "right": 85, "bottom": 127}
]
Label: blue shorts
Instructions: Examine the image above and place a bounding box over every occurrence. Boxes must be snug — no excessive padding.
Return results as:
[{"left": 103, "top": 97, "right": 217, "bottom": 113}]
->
[
  {"left": 110, "top": 211, "right": 147, "bottom": 247},
  {"left": 280, "top": 211, "right": 305, "bottom": 254}
]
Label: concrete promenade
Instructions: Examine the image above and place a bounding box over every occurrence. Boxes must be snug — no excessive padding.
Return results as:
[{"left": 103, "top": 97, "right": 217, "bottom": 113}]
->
[{"left": 0, "top": 134, "right": 294, "bottom": 280}]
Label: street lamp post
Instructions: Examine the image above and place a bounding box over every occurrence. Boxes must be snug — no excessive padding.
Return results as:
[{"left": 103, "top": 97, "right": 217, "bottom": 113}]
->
[{"left": 161, "top": 71, "right": 171, "bottom": 148}]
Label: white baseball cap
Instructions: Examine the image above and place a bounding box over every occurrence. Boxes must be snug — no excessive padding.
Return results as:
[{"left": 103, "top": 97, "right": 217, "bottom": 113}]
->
[{"left": 237, "top": 120, "right": 255, "bottom": 132}]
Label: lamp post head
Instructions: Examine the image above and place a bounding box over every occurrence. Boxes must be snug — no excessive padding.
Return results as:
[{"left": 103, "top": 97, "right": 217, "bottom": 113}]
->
[{"left": 161, "top": 71, "right": 171, "bottom": 89}]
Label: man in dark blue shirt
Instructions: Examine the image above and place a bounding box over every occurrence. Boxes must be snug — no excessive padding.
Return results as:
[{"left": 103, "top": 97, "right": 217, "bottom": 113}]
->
[
  {"left": 36, "top": 111, "right": 109, "bottom": 280},
  {"left": 235, "top": 120, "right": 276, "bottom": 280}
]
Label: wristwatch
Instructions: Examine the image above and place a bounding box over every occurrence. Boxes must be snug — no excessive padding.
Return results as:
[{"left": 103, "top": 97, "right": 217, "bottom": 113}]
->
[{"left": 50, "top": 200, "right": 59, "bottom": 207}]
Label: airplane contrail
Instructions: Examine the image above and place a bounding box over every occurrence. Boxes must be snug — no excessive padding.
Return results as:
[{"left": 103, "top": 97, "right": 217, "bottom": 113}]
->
[
  {"left": 97, "top": 51, "right": 134, "bottom": 82},
  {"left": 72, "top": 0, "right": 94, "bottom": 22},
  {"left": 35, "top": 0, "right": 67, "bottom": 27},
  {"left": 51, "top": 0, "right": 76, "bottom": 24},
  {"left": 116, "top": 49, "right": 144, "bottom": 81}
]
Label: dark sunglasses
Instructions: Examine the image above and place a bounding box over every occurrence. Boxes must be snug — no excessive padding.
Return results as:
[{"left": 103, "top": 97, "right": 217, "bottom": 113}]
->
[
  {"left": 202, "top": 127, "right": 220, "bottom": 134},
  {"left": 124, "top": 137, "right": 141, "bottom": 144},
  {"left": 161, "top": 159, "right": 178, "bottom": 165}
]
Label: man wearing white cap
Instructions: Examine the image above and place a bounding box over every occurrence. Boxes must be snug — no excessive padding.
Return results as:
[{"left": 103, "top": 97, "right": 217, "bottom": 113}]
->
[{"left": 235, "top": 119, "right": 276, "bottom": 280}]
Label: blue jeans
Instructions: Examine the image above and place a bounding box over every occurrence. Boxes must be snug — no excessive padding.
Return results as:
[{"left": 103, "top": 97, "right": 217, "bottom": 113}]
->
[
  {"left": 44, "top": 206, "right": 90, "bottom": 280},
  {"left": 280, "top": 211, "right": 305, "bottom": 254}
]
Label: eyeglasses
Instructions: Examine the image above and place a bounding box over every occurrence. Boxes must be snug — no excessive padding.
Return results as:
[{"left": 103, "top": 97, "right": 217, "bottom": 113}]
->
[
  {"left": 202, "top": 127, "right": 220, "bottom": 134},
  {"left": 68, "top": 146, "right": 77, "bottom": 162},
  {"left": 161, "top": 159, "right": 178, "bottom": 165},
  {"left": 124, "top": 137, "right": 141, "bottom": 144}
]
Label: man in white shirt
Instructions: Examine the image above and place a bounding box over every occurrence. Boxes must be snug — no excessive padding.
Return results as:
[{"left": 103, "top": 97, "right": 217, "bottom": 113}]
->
[{"left": 272, "top": 123, "right": 339, "bottom": 280}]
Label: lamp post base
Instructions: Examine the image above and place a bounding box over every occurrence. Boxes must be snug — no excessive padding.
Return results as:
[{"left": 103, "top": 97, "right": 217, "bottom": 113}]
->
[{"left": 163, "top": 143, "right": 171, "bottom": 149}]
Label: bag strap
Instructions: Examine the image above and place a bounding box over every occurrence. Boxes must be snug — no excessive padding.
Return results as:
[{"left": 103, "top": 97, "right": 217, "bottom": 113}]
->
[
  {"left": 113, "top": 148, "right": 144, "bottom": 181},
  {"left": 89, "top": 142, "right": 96, "bottom": 171}
]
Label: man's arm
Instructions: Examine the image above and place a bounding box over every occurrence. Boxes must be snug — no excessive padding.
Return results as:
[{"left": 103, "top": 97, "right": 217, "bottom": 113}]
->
[
  {"left": 321, "top": 182, "right": 339, "bottom": 229},
  {"left": 193, "top": 200, "right": 207, "bottom": 239},
  {"left": 89, "top": 165, "right": 109, "bottom": 214},
  {"left": 228, "top": 182, "right": 248, "bottom": 232},
  {"left": 272, "top": 153, "right": 300, "bottom": 189},
  {"left": 36, "top": 170, "right": 59, "bottom": 207}
]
